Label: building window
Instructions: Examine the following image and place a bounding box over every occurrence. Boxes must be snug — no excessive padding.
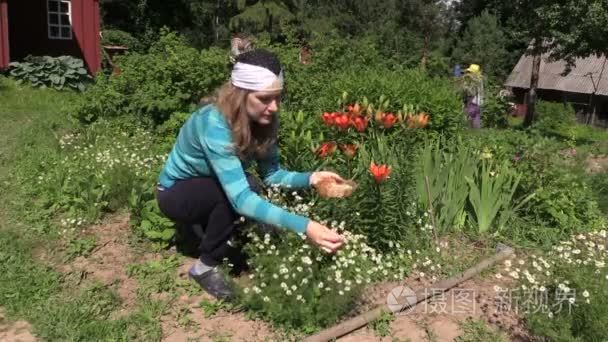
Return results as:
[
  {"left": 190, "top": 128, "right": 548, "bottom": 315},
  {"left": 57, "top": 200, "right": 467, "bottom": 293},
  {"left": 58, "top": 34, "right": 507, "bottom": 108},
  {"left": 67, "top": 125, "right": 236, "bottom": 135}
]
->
[{"left": 47, "top": 0, "right": 72, "bottom": 40}]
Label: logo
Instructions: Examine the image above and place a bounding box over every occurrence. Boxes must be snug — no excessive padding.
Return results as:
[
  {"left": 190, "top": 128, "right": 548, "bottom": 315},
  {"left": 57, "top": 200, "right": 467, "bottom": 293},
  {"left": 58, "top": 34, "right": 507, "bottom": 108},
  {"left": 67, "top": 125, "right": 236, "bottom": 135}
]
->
[{"left": 386, "top": 285, "right": 417, "bottom": 314}]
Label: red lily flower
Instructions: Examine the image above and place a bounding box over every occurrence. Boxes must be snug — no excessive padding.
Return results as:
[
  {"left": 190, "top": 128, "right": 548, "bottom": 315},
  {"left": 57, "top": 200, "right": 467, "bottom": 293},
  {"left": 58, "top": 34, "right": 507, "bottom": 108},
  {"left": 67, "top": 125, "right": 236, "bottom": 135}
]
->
[
  {"left": 316, "top": 141, "right": 337, "bottom": 158},
  {"left": 381, "top": 113, "right": 398, "bottom": 128},
  {"left": 351, "top": 115, "right": 369, "bottom": 132},
  {"left": 369, "top": 161, "right": 391, "bottom": 183},
  {"left": 340, "top": 143, "right": 358, "bottom": 158},
  {"left": 321, "top": 112, "right": 336, "bottom": 126},
  {"left": 348, "top": 103, "right": 361, "bottom": 116},
  {"left": 334, "top": 114, "right": 350, "bottom": 130}
]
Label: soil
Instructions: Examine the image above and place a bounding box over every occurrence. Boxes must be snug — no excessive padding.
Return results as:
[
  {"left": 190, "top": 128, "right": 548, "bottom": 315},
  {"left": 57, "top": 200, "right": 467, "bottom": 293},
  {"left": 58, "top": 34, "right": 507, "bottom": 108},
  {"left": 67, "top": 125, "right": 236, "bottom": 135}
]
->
[
  {"left": 586, "top": 154, "right": 608, "bottom": 174},
  {"left": 58, "top": 214, "right": 278, "bottom": 341},
  {"left": 53, "top": 214, "right": 531, "bottom": 341},
  {"left": 59, "top": 214, "right": 140, "bottom": 312},
  {"left": 0, "top": 308, "right": 37, "bottom": 342},
  {"left": 341, "top": 276, "right": 529, "bottom": 342}
]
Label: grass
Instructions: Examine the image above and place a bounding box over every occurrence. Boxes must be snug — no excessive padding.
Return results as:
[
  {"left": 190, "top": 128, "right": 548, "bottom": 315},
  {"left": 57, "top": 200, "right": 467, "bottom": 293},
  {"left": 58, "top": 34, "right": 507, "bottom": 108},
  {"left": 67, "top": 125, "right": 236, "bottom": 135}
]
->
[
  {"left": 0, "top": 80, "right": 164, "bottom": 340},
  {"left": 507, "top": 115, "right": 524, "bottom": 128},
  {"left": 370, "top": 310, "right": 394, "bottom": 337},
  {"left": 455, "top": 319, "right": 508, "bottom": 342}
]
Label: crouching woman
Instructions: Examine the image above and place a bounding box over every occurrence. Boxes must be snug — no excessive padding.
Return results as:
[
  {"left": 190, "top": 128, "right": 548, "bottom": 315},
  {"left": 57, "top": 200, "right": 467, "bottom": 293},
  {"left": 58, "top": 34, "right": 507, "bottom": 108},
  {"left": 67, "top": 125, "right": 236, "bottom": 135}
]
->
[{"left": 156, "top": 49, "right": 345, "bottom": 300}]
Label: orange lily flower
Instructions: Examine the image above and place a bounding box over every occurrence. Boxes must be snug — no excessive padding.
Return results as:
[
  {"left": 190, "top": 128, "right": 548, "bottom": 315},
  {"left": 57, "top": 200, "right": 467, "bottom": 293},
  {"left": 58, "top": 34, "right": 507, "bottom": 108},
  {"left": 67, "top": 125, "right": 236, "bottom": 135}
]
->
[
  {"left": 351, "top": 115, "right": 369, "bottom": 132},
  {"left": 369, "top": 161, "right": 391, "bottom": 183},
  {"left": 406, "top": 113, "right": 430, "bottom": 128},
  {"left": 374, "top": 110, "right": 384, "bottom": 124},
  {"left": 340, "top": 143, "right": 358, "bottom": 158},
  {"left": 316, "top": 141, "right": 337, "bottom": 158},
  {"left": 348, "top": 103, "right": 361, "bottom": 116},
  {"left": 381, "top": 113, "right": 398, "bottom": 128}
]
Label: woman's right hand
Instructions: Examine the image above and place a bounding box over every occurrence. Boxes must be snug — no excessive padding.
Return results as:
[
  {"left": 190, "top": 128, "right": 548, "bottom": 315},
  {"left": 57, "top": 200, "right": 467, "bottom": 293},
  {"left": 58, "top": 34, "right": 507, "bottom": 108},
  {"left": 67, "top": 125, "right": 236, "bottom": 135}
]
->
[{"left": 305, "top": 220, "right": 345, "bottom": 253}]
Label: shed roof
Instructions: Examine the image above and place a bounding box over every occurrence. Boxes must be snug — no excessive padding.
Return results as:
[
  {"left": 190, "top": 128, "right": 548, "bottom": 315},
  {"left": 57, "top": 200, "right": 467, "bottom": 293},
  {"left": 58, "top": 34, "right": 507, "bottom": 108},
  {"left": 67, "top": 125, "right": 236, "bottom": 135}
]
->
[{"left": 505, "top": 53, "right": 608, "bottom": 96}]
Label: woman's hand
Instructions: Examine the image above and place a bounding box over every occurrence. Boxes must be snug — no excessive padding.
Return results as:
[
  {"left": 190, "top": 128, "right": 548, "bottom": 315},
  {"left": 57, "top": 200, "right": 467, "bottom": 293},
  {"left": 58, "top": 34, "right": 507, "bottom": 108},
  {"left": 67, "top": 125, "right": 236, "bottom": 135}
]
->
[
  {"left": 310, "top": 171, "right": 345, "bottom": 187},
  {"left": 305, "top": 220, "right": 345, "bottom": 254}
]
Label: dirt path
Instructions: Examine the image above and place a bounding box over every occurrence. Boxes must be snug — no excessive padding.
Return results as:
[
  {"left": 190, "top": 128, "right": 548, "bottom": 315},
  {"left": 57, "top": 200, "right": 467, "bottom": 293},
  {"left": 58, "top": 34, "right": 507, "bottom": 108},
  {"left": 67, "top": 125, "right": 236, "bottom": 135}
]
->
[
  {"left": 54, "top": 214, "right": 530, "bottom": 341},
  {"left": 340, "top": 277, "right": 527, "bottom": 341},
  {"left": 58, "top": 214, "right": 279, "bottom": 341},
  {"left": 0, "top": 309, "right": 37, "bottom": 342},
  {"left": 587, "top": 154, "right": 608, "bottom": 174}
]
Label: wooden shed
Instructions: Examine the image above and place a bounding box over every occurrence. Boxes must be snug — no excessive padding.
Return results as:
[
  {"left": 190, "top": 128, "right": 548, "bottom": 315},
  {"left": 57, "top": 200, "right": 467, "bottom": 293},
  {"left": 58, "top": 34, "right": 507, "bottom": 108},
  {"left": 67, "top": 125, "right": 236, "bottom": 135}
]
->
[
  {"left": 505, "top": 53, "right": 608, "bottom": 128},
  {"left": 0, "top": 0, "right": 101, "bottom": 74}
]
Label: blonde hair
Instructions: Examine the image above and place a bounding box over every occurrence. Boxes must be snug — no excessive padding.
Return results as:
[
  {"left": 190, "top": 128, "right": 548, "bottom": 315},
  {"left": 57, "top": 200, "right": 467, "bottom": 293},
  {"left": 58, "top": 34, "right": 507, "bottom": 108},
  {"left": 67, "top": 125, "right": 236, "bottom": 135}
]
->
[{"left": 214, "top": 81, "right": 277, "bottom": 160}]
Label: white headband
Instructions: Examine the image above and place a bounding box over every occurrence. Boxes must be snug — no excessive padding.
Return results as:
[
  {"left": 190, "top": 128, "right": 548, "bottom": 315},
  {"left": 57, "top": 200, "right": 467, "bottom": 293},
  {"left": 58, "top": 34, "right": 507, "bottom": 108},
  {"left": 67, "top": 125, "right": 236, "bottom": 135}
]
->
[{"left": 231, "top": 62, "right": 284, "bottom": 91}]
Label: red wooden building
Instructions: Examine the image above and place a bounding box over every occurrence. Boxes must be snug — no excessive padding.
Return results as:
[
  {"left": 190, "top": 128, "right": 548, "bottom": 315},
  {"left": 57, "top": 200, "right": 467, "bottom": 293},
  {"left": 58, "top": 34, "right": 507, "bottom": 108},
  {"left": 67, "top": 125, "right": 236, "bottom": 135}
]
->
[{"left": 0, "top": 0, "right": 101, "bottom": 74}]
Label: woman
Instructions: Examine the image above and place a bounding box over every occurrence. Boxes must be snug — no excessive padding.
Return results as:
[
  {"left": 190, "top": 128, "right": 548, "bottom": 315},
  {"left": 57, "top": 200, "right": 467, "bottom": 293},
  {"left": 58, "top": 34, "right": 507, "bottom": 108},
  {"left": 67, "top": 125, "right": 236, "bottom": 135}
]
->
[{"left": 156, "top": 49, "right": 345, "bottom": 300}]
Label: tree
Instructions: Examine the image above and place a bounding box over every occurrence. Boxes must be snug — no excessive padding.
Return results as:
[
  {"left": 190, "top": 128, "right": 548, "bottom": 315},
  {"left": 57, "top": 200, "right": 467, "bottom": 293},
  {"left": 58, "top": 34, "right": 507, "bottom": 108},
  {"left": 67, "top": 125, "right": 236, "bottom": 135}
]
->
[
  {"left": 452, "top": 10, "right": 509, "bottom": 80},
  {"left": 229, "top": 0, "right": 296, "bottom": 40},
  {"left": 456, "top": 0, "right": 608, "bottom": 126},
  {"left": 544, "top": 0, "right": 608, "bottom": 125},
  {"left": 396, "top": 0, "right": 451, "bottom": 69},
  {"left": 519, "top": 0, "right": 608, "bottom": 126}
]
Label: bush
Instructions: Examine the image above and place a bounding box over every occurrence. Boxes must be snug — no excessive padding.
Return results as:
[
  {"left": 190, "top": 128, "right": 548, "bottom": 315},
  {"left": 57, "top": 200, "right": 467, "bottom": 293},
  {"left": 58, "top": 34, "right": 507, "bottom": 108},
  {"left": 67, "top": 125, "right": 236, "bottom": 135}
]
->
[
  {"left": 277, "top": 100, "right": 436, "bottom": 250},
  {"left": 236, "top": 186, "right": 442, "bottom": 332},
  {"left": 480, "top": 85, "right": 510, "bottom": 128},
  {"left": 514, "top": 140, "right": 603, "bottom": 241},
  {"left": 18, "top": 119, "right": 165, "bottom": 230},
  {"left": 499, "top": 231, "right": 608, "bottom": 341},
  {"left": 533, "top": 100, "right": 577, "bottom": 137},
  {"left": 0, "top": 75, "right": 8, "bottom": 89},
  {"left": 101, "top": 29, "right": 143, "bottom": 52},
  {"left": 9, "top": 55, "right": 91, "bottom": 91},
  {"left": 72, "top": 29, "right": 228, "bottom": 125},
  {"left": 415, "top": 135, "right": 534, "bottom": 236},
  {"left": 283, "top": 66, "right": 465, "bottom": 134},
  {"left": 590, "top": 171, "right": 608, "bottom": 215},
  {"left": 461, "top": 130, "right": 604, "bottom": 244},
  {"left": 257, "top": 33, "right": 465, "bottom": 134}
]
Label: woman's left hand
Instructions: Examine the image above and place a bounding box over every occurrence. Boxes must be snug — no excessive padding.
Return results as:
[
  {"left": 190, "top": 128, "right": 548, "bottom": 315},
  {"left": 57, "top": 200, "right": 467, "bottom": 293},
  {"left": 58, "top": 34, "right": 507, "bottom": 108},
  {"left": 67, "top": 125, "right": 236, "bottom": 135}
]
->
[{"left": 310, "top": 171, "right": 345, "bottom": 186}]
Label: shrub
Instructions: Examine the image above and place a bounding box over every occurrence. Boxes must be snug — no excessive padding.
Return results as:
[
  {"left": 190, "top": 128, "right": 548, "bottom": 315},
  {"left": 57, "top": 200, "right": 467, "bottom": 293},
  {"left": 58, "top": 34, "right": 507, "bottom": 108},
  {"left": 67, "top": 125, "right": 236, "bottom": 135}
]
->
[
  {"left": 72, "top": 29, "right": 228, "bottom": 125},
  {"left": 513, "top": 139, "right": 604, "bottom": 242},
  {"left": 237, "top": 185, "right": 443, "bottom": 332},
  {"left": 284, "top": 67, "right": 465, "bottom": 134},
  {"left": 416, "top": 135, "right": 534, "bottom": 235},
  {"left": 101, "top": 29, "right": 143, "bottom": 52},
  {"left": 19, "top": 119, "right": 165, "bottom": 231},
  {"left": 532, "top": 100, "right": 577, "bottom": 137},
  {"left": 498, "top": 230, "right": 608, "bottom": 341},
  {"left": 590, "top": 172, "right": 608, "bottom": 215},
  {"left": 0, "top": 75, "right": 8, "bottom": 89},
  {"left": 9, "top": 55, "right": 91, "bottom": 91},
  {"left": 129, "top": 178, "right": 176, "bottom": 246},
  {"left": 155, "top": 111, "right": 192, "bottom": 151},
  {"left": 461, "top": 130, "right": 604, "bottom": 243},
  {"left": 480, "top": 85, "right": 510, "bottom": 128},
  {"left": 258, "top": 34, "right": 465, "bottom": 134},
  {"left": 278, "top": 97, "right": 436, "bottom": 250}
]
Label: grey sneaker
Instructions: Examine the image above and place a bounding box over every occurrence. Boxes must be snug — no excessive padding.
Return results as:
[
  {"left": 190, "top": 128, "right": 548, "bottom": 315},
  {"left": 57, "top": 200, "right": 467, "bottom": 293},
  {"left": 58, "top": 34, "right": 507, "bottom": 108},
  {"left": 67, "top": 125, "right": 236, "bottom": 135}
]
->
[{"left": 188, "top": 267, "right": 234, "bottom": 301}]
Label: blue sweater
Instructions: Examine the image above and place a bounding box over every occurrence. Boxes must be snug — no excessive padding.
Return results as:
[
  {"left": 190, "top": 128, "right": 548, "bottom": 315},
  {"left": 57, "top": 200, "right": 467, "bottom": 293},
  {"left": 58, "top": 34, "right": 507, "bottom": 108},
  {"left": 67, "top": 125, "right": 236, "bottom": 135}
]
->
[{"left": 158, "top": 105, "right": 312, "bottom": 233}]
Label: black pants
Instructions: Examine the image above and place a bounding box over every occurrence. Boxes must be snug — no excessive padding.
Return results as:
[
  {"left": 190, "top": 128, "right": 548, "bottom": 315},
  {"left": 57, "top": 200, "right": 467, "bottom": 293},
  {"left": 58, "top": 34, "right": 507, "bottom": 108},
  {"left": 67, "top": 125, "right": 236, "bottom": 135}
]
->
[{"left": 156, "top": 176, "right": 261, "bottom": 267}]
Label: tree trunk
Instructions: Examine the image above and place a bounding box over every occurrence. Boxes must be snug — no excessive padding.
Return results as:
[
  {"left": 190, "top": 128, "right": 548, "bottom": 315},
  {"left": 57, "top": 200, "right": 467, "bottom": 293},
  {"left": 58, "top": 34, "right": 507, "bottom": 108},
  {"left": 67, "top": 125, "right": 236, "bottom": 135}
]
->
[
  {"left": 524, "top": 44, "right": 542, "bottom": 127},
  {"left": 420, "top": 32, "right": 429, "bottom": 70},
  {"left": 215, "top": 0, "right": 220, "bottom": 44}
]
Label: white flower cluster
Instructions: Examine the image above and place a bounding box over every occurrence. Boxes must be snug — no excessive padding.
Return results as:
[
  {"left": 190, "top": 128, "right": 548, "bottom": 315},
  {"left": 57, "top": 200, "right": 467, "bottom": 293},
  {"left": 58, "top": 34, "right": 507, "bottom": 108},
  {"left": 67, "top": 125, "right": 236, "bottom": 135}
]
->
[
  {"left": 496, "top": 229, "right": 608, "bottom": 313},
  {"left": 54, "top": 129, "right": 166, "bottom": 180},
  {"left": 241, "top": 188, "right": 446, "bottom": 308}
]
